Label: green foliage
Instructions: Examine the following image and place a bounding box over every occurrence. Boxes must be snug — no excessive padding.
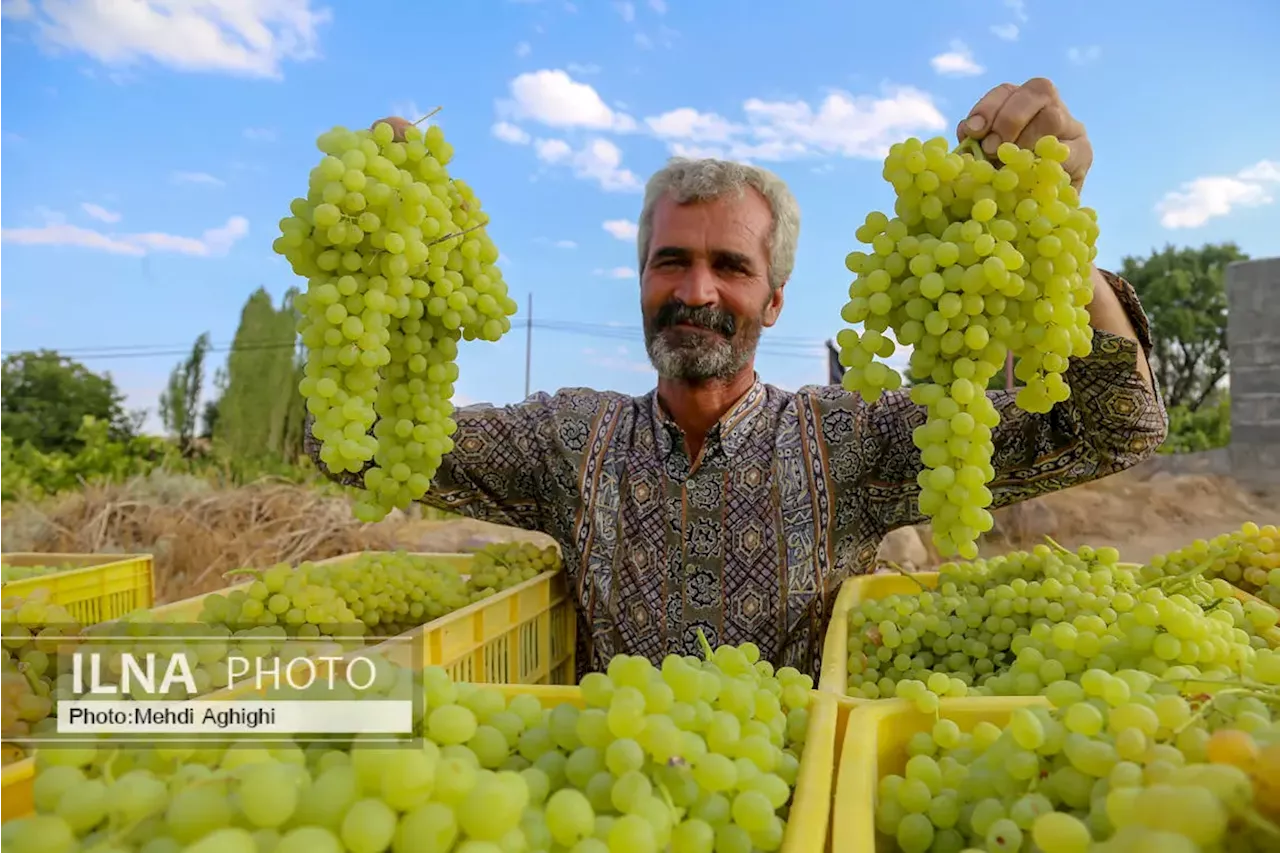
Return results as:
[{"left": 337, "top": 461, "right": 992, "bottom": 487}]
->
[
  {"left": 1, "top": 416, "right": 331, "bottom": 503},
  {"left": 212, "top": 288, "right": 306, "bottom": 464},
  {"left": 1119, "top": 243, "right": 1245, "bottom": 411},
  {"left": 1, "top": 350, "right": 136, "bottom": 453},
  {"left": 1, "top": 416, "right": 173, "bottom": 501},
  {"left": 159, "top": 332, "right": 211, "bottom": 455},
  {"left": 1158, "top": 393, "right": 1232, "bottom": 455}
]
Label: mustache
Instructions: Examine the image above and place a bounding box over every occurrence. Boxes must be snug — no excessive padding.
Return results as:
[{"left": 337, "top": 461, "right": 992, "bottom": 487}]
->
[{"left": 653, "top": 301, "right": 737, "bottom": 338}]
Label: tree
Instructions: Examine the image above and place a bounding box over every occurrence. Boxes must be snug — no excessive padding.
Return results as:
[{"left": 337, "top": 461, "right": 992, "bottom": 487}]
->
[
  {"left": 1, "top": 350, "right": 133, "bottom": 453},
  {"left": 213, "top": 287, "right": 305, "bottom": 462},
  {"left": 200, "top": 368, "right": 227, "bottom": 440},
  {"left": 159, "top": 332, "right": 211, "bottom": 455},
  {"left": 1119, "top": 243, "right": 1246, "bottom": 411}
]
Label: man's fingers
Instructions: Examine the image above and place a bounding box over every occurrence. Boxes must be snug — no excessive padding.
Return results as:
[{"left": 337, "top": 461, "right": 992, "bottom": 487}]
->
[
  {"left": 986, "top": 87, "right": 1050, "bottom": 156},
  {"left": 958, "top": 82, "right": 1017, "bottom": 142},
  {"left": 1014, "top": 105, "right": 1069, "bottom": 151},
  {"left": 1063, "top": 138, "right": 1094, "bottom": 190},
  {"left": 370, "top": 116, "right": 414, "bottom": 142}
]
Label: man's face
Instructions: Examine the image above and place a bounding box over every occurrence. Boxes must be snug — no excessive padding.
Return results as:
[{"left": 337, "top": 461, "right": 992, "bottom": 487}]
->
[{"left": 640, "top": 189, "right": 785, "bottom": 383}]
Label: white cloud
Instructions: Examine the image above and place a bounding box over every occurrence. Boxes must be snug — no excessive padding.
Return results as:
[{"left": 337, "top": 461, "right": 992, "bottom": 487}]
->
[
  {"left": 634, "top": 32, "right": 653, "bottom": 49},
  {"left": 647, "top": 108, "right": 739, "bottom": 143},
  {"left": 3, "top": 0, "right": 330, "bottom": 79},
  {"left": 2, "top": 212, "right": 249, "bottom": 257},
  {"left": 492, "top": 121, "right": 531, "bottom": 145},
  {"left": 990, "top": 23, "right": 1019, "bottom": 41},
  {"left": 567, "top": 62, "right": 601, "bottom": 75},
  {"left": 1156, "top": 159, "right": 1280, "bottom": 229},
  {"left": 603, "top": 219, "right": 638, "bottom": 240},
  {"left": 515, "top": 41, "right": 531, "bottom": 58},
  {"left": 3, "top": 0, "right": 33, "bottom": 19},
  {"left": 1004, "top": 0, "right": 1028, "bottom": 22},
  {"left": 535, "top": 137, "right": 642, "bottom": 192},
  {"left": 615, "top": 1, "right": 635, "bottom": 23},
  {"left": 648, "top": 0, "right": 666, "bottom": 12},
  {"left": 594, "top": 266, "right": 637, "bottom": 279},
  {"left": 1066, "top": 45, "right": 1102, "bottom": 65},
  {"left": 534, "top": 138, "right": 573, "bottom": 162},
  {"left": 554, "top": 239, "right": 578, "bottom": 249},
  {"left": 172, "top": 171, "right": 225, "bottom": 187},
  {"left": 500, "top": 69, "right": 637, "bottom": 132},
  {"left": 570, "top": 139, "right": 642, "bottom": 191},
  {"left": 644, "top": 85, "right": 947, "bottom": 163},
  {"left": 243, "top": 127, "right": 277, "bottom": 142},
  {"left": 80, "top": 202, "right": 121, "bottom": 223},
  {"left": 931, "top": 41, "right": 984, "bottom": 77}
]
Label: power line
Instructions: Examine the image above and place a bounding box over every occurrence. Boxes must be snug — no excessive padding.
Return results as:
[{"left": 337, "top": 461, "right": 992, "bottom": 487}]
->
[{"left": 2, "top": 318, "right": 831, "bottom": 362}]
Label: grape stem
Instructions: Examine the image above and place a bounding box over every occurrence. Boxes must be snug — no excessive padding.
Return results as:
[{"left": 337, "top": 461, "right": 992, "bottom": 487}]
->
[
  {"left": 1042, "top": 535, "right": 1071, "bottom": 555},
  {"left": 695, "top": 628, "right": 714, "bottom": 661},
  {"left": 427, "top": 222, "right": 487, "bottom": 248},
  {"left": 413, "top": 106, "right": 444, "bottom": 126},
  {"left": 953, "top": 136, "right": 986, "bottom": 161},
  {"left": 878, "top": 560, "right": 926, "bottom": 591}
]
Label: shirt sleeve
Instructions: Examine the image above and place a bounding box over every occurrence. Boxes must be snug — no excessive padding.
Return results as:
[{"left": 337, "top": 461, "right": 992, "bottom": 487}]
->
[
  {"left": 818, "top": 269, "right": 1169, "bottom": 539},
  {"left": 304, "top": 391, "right": 570, "bottom": 533}
]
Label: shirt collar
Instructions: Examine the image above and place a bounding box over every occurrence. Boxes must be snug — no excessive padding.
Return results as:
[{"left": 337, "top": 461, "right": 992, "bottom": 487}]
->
[{"left": 649, "top": 376, "right": 766, "bottom": 460}]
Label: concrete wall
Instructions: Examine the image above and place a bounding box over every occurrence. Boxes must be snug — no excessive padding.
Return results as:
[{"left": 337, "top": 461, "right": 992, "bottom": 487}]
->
[
  {"left": 1131, "top": 448, "right": 1233, "bottom": 480},
  {"left": 1226, "top": 258, "right": 1280, "bottom": 486}
]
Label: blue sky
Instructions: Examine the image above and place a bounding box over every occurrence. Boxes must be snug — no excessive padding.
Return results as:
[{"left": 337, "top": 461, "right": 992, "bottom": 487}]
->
[{"left": 2, "top": 0, "right": 1277, "bottom": 433}]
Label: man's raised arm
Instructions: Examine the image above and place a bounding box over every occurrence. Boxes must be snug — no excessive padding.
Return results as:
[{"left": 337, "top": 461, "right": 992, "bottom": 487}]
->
[
  {"left": 822, "top": 268, "right": 1166, "bottom": 540},
  {"left": 305, "top": 392, "right": 569, "bottom": 533}
]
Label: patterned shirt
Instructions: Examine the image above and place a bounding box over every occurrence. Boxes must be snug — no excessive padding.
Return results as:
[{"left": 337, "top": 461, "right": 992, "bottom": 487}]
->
[{"left": 308, "top": 271, "right": 1167, "bottom": 679}]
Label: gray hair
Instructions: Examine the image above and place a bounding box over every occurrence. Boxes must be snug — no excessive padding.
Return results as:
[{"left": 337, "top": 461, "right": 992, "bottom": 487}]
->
[{"left": 636, "top": 158, "right": 801, "bottom": 291}]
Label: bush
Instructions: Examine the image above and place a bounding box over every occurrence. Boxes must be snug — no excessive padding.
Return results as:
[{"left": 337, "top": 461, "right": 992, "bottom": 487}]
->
[{"left": 1158, "top": 393, "right": 1231, "bottom": 454}]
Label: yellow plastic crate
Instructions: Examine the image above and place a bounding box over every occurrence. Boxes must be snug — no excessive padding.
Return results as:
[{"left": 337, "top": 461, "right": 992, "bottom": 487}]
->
[
  {"left": 819, "top": 572, "right": 940, "bottom": 696},
  {"left": 1, "top": 551, "right": 575, "bottom": 811},
  {"left": 819, "top": 563, "right": 1280, "bottom": 698},
  {"left": 831, "top": 696, "right": 1048, "bottom": 853},
  {"left": 161, "top": 554, "right": 576, "bottom": 688},
  {"left": 2, "top": 684, "right": 840, "bottom": 853},
  {"left": 140, "top": 550, "right": 474, "bottom": 621},
  {"left": 1, "top": 552, "right": 154, "bottom": 626}
]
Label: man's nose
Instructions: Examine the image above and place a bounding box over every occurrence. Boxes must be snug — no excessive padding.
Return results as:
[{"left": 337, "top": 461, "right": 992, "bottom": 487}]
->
[{"left": 671, "top": 263, "right": 718, "bottom": 307}]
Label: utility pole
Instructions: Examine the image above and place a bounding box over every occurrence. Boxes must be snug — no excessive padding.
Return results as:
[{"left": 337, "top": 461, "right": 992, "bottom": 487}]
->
[{"left": 524, "top": 292, "right": 533, "bottom": 399}]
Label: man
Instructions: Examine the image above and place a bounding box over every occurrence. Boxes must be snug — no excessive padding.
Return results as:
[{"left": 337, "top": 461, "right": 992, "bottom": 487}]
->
[{"left": 309, "top": 78, "right": 1166, "bottom": 678}]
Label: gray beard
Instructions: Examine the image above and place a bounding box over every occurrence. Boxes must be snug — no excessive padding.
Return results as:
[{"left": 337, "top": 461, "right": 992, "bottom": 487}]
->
[{"left": 645, "top": 324, "right": 759, "bottom": 382}]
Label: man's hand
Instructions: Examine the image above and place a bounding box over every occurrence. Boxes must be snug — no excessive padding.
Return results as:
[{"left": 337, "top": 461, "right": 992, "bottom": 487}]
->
[
  {"left": 370, "top": 116, "right": 414, "bottom": 142},
  {"left": 956, "top": 78, "right": 1093, "bottom": 190}
]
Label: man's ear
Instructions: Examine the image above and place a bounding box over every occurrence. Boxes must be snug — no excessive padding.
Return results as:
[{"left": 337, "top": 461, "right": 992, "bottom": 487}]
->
[{"left": 762, "top": 282, "right": 786, "bottom": 327}]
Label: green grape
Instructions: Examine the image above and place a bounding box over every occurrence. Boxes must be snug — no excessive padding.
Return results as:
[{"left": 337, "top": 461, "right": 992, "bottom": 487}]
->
[
  {"left": 276, "top": 120, "right": 518, "bottom": 522},
  {"left": 838, "top": 134, "right": 1097, "bottom": 558},
  {"left": 15, "top": 642, "right": 819, "bottom": 853},
  {"left": 1145, "top": 521, "right": 1280, "bottom": 607}
]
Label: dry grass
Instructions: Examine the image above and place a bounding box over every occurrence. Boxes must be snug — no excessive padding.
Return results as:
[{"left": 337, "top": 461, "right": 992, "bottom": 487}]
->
[{"left": 1, "top": 473, "right": 410, "bottom": 603}]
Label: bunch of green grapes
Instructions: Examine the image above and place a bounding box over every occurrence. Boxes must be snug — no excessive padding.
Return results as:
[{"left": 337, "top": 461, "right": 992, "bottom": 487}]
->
[
  {"left": 2, "top": 589, "right": 80, "bottom": 758},
  {"left": 872, "top": 658, "right": 1280, "bottom": 853},
  {"left": 6, "top": 643, "right": 814, "bottom": 853},
  {"left": 469, "top": 541, "right": 563, "bottom": 593},
  {"left": 846, "top": 541, "right": 1277, "bottom": 703},
  {"left": 274, "top": 118, "right": 519, "bottom": 523},
  {"left": 1145, "top": 521, "right": 1280, "bottom": 608},
  {"left": 836, "top": 134, "right": 1098, "bottom": 559},
  {"left": 203, "top": 553, "right": 528, "bottom": 637},
  {"left": 1, "top": 564, "right": 77, "bottom": 582}
]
